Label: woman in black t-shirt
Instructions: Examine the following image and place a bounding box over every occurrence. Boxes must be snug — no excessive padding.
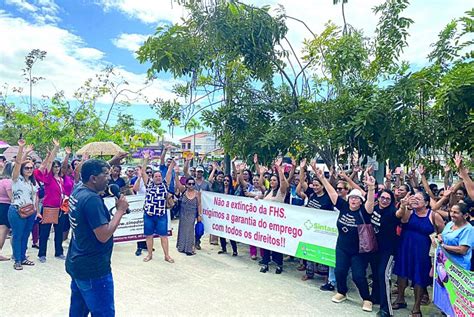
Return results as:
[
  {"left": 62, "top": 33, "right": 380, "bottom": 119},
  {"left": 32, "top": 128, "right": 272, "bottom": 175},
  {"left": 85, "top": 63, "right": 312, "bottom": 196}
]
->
[
  {"left": 368, "top": 189, "right": 403, "bottom": 317},
  {"left": 315, "top": 164, "right": 376, "bottom": 313}
]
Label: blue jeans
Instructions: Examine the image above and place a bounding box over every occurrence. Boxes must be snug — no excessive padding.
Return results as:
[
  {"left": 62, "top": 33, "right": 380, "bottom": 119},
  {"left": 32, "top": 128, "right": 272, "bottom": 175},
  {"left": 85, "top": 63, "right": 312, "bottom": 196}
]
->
[
  {"left": 69, "top": 273, "right": 115, "bottom": 317},
  {"left": 8, "top": 205, "right": 35, "bottom": 262},
  {"left": 328, "top": 266, "right": 336, "bottom": 285}
]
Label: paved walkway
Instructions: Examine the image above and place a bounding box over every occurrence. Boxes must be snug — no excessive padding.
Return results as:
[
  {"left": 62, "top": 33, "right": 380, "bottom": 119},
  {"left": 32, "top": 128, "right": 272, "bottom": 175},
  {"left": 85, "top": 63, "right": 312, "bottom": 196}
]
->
[{"left": 0, "top": 219, "right": 442, "bottom": 316}]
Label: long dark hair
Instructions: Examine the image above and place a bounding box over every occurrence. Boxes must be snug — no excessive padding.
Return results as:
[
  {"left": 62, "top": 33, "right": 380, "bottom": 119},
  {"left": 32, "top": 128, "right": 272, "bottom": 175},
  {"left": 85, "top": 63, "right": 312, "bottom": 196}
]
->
[
  {"left": 20, "top": 161, "right": 37, "bottom": 186},
  {"left": 378, "top": 189, "right": 395, "bottom": 209},
  {"left": 224, "top": 174, "right": 234, "bottom": 195},
  {"left": 265, "top": 173, "right": 280, "bottom": 197}
]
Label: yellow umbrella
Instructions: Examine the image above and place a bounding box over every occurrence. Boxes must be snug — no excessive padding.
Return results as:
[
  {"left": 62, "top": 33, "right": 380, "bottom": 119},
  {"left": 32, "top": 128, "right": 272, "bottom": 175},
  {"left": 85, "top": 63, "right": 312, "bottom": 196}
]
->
[{"left": 76, "top": 142, "right": 125, "bottom": 156}]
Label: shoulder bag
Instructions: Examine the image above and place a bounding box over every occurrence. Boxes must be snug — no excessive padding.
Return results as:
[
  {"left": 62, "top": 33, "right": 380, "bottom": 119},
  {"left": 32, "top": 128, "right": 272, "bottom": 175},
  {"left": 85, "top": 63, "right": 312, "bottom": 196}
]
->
[{"left": 357, "top": 210, "right": 378, "bottom": 253}]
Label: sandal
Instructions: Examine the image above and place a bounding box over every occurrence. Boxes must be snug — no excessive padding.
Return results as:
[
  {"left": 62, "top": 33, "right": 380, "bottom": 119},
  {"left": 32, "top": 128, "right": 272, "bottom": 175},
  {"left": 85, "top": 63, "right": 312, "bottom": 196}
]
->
[
  {"left": 392, "top": 302, "right": 407, "bottom": 310},
  {"left": 421, "top": 294, "right": 430, "bottom": 306},
  {"left": 301, "top": 274, "right": 313, "bottom": 281},
  {"left": 143, "top": 255, "right": 153, "bottom": 262},
  {"left": 410, "top": 311, "right": 422, "bottom": 317},
  {"left": 14, "top": 262, "right": 23, "bottom": 270},
  {"left": 21, "top": 259, "right": 35, "bottom": 266},
  {"left": 296, "top": 264, "right": 306, "bottom": 271},
  {"left": 164, "top": 257, "right": 175, "bottom": 263},
  {"left": 0, "top": 255, "right": 10, "bottom": 261}
]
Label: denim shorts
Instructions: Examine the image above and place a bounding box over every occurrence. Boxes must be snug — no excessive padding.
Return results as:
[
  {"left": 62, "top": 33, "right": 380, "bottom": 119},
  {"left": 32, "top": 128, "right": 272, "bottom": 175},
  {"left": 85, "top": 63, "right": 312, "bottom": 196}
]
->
[{"left": 143, "top": 213, "right": 168, "bottom": 236}]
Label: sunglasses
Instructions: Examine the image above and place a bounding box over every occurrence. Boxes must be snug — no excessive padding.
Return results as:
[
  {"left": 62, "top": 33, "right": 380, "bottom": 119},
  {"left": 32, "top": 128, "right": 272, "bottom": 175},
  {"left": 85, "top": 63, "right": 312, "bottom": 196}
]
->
[
  {"left": 187, "top": 182, "right": 195, "bottom": 186},
  {"left": 380, "top": 197, "right": 391, "bottom": 201},
  {"left": 224, "top": 179, "right": 230, "bottom": 182},
  {"left": 336, "top": 187, "right": 345, "bottom": 191},
  {"left": 146, "top": 171, "right": 152, "bottom": 174},
  {"left": 23, "top": 166, "right": 34, "bottom": 170}
]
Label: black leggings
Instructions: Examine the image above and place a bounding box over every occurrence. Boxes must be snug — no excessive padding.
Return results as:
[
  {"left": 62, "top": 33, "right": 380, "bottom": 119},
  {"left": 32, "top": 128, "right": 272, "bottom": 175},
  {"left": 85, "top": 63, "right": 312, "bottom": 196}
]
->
[
  {"left": 262, "top": 249, "right": 283, "bottom": 266},
  {"left": 38, "top": 211, "right": 67, "bottom": 257},
  {"left": 370, "top": 250, "right": 395, "bottom": 315},
  {"left": 219, "top": 238, "right": 237, "bottom": 253},
  {"left": 335, "top": 248, "right": 370, "bottom": 300}
]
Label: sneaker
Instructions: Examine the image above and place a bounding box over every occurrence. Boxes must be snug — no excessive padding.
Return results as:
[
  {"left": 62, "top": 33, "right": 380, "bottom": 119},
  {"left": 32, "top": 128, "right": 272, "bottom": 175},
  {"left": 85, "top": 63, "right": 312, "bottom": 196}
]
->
[
  {"left": 135, "top": 248, "right": 142, "bottom": 256},
  {"left": 320, "top": 282, "right": 335, "bottom": 292},
  {"left": 376, "top": 310, "right": 390, "bottom": 317},
  {"left": 218, "top": 250, "right": 227, "bottom": 254},
  {"left": 275, "top": 266, "right": 283, "bottom": 274},
  {"left": 250, "top": 255, "right": 257, "bottom": 260},
  {"left": 38, "top": 256, "right": 46, "bottom": 263},
  {"left": 332, "top": 293, "right": 347, "bottom": 303},
  {"left": 55, "top": 255, "right": 66, "bottom": 260},
  {"left": 362, "top": 300, "right": 373, "bottom": 312},
  {"left": 195, "top": 243, "right": 201, "bottom": 250}
]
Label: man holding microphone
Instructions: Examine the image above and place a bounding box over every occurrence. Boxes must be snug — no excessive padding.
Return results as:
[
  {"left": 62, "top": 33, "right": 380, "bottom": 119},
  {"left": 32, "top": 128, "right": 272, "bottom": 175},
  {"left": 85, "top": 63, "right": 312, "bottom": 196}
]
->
[{"left": 66, "top": 159, "right": 129, "bottom": 317}]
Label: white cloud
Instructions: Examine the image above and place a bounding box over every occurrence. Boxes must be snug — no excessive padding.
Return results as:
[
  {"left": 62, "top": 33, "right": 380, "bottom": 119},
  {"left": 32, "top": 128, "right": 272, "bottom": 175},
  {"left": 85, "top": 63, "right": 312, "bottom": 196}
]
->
[
  {"left": 98, "top": 0, "right": 185, "bottom": 24},
  {"left": 112, "top": 33, "right": 149, "bottom": 55},
  {"left": 0, "top": 11, "right": 177, "bottom": 109},
  {"left": 5, "top": 0, "right": 60, "bottom": 24}
]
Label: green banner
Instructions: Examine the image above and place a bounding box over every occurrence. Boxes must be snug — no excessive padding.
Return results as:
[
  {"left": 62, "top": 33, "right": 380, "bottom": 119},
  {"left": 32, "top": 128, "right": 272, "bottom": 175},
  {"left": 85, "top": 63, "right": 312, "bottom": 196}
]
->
[{"left": 294, "top": 242, "right": 336, "bottom": 267}]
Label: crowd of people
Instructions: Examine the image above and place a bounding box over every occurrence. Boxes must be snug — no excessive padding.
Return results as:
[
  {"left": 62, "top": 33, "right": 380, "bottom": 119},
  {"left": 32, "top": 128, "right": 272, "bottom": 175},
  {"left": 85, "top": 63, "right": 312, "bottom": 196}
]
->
[{"left": 0, "top": 140, "right": 473, "bottom": 317}]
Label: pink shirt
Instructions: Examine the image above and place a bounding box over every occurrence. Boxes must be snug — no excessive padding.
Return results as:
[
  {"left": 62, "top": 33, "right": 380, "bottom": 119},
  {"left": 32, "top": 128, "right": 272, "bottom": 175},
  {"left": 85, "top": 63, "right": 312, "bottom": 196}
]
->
[
  {"left": 63, "top": 175, "right": 74, "bottom": 196},
  {"left": 35, "top": 169, "right": 64, "bottom": 207},
  {"left": 0, "top": 179, "right": 12, "bottom": 204}
]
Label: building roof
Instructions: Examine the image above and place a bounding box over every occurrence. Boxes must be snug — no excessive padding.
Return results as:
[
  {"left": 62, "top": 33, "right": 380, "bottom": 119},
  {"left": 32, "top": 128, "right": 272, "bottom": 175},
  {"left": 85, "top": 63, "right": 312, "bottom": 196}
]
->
[{"left": 179, "top": 132, "right": 210, "bottom": 143}]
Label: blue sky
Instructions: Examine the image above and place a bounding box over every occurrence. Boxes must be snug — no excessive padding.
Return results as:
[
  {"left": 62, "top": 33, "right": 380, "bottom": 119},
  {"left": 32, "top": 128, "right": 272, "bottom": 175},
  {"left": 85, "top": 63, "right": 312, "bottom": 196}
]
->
[{"left": 0, "top": 0, "right": 471, "bottom": 142}]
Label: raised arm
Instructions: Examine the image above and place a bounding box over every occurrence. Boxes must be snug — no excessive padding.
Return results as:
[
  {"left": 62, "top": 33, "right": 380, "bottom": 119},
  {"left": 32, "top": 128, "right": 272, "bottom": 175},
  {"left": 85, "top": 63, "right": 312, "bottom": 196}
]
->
[
  {"left": 443, "top": 165, "right": 452, "bottom": 189},
  {"left": 132, "top": 167, "right": 143, "bottom": 193},
  {"left": 275, "top": 157, "right": 288, "bottom": 194},
  {"left": 418, "top": 164, "right": 436, "bottom": 200},
  {"left": 296, "top": 159, "right": 308, "bottom": 200},
  {"left": 287, "top": 158, "right": 296, "bottom": 184},
  {"left": 12, "top": 139, "right": 25, "bottom": 181},
  {"left": 108, "top": 152, "right": 128, "bottom": 166},
  {"left": 384, "top": 166, "right": 393, "bottom": 190},
  {"left": 455, "top": 153, "right": 474, "bottom": 200},
  {"left": 44, "top": 139, "right": 60, "bottom": 173},
  {"left": 313, "top": 163, "right": 337, "bottom": 205},
  {"left": 160, "top": 145, "right": 169, "bottom": 166},
  {"left": 141, "top": 151, "right": 151, "bottom": 185},
  {"left": 74, "top": 152, "right": 89, "bottom": 184},
  {"left": 364, "top": 175, "right": 376, "bottom": 214},
  {"left": 339, "top": 170, "right": 367, "bottom": 196},
  {"left": 173, "top": 162, "right": 185, "bottom": 194},
  {"left": 257, "top": 165, "right": 267, "bottom": 192},
  {"left": 208, "top": 162, "right": 219, "bottom": 184},
  {"left": 396, "top": 193, "right": 411, "bottom": 221},
  {"left": 165, "top": 159, "right": 175, "bottom": 185},
  {"left": 183, "top": 156, "right": 191, "bottom": 178},
  {"left": 61, "top": 146, "right": 72, "bottom": 177}
]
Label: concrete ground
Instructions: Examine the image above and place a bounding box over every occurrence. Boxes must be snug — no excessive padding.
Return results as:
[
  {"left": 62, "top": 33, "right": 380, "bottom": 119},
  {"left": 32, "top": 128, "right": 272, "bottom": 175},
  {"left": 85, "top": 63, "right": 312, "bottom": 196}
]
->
[{"left": 1, "top": 219, "right": 443, "bottom": 316}]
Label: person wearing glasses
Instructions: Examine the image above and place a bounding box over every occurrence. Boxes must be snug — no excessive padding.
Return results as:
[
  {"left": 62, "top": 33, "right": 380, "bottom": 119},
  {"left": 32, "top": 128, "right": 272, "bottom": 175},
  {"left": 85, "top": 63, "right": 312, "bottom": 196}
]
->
[
  {"left": 35, "top": 139, "right": 68, "bottom": 263},
  {"left": 134, "top": 166, "right": 154, "bottom": 256},
  {"left": 366, "top": 189, "right": 401, "bottom": 317},
  {"left": 135, "top": 151, "right": 175, "bottom": 263},
  {"left": 172, "top": 160, "right": 202, "bottom": 256},
  {"left": 8, "top": 139, "right": 39, "bottom": 270}
]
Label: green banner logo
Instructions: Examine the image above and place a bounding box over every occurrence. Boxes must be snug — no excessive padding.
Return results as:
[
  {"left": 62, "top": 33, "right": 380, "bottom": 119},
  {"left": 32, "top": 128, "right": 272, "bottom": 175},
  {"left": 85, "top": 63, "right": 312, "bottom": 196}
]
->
[{"left": 294, "top": 242, "right": 336, "bottom": 267}]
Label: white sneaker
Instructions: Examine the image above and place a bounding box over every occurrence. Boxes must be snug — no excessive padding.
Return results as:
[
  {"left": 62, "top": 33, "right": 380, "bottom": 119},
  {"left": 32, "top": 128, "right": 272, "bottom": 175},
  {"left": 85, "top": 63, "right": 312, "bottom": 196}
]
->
[
  {"left": 362, "top": 300, "right": 373, "bottom": 312},
  {"left": 332, "top": 293, "right": 347, "bottom": 303}
]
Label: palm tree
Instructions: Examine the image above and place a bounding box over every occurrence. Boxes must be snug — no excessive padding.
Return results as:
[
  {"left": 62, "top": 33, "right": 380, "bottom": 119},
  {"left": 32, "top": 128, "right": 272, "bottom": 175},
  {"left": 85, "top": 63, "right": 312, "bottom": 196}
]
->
[
  {"left": 142, "top": 119, "right": 166, "bottom": 144},
  {"left": 333, "top": 0, "right": 349, "bottom": 34},
  {"left": 184, "top": 118, "right": 203, "bottom": 157}
]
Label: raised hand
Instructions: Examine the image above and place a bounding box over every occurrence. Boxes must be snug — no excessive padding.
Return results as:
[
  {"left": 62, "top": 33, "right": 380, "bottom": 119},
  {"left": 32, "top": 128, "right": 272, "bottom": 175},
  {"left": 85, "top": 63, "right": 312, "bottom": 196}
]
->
[
  {"left": 418, "top": 164, "right": 425, "bottom": 175},
  {"left": 65, "top": 146, "right": 72, "bottom": 155},
  {"left": 299, "top": 158, "right": 307, "bottom": 169},
  {"left": 143, "top": 150, "right": 151, "bottom": 160},
  {"left": 443, "top": 187, "right": 453, "bottom": 198},
  {"left": 310, "top": 159, "right": 317, "bottom": 172},
  {"left": 400, "top": 193, "right": 411, "bottom": 207},
  {"left": 18, "top": 139, "right": 26, "bottom": 147},
  {"left": 353, "top": 165, "right": 361, "bottom": 173},
  {"left": 444, "top": 165, "right": 451, "bottom": 174},
  {"left": 82, "top": 152, "right": 90, "bottom": 161},
  {"left": 291, "top": 158, "right": 296, "bottom": 167},
  {"left": 314, "top": 167, "right": 324, "bottom": 179},
  {"left": 454, "top": 152, "right": 463, "bottom": 170},
  {"left": 259, "top": 166, "right": 267, "bottom": 175},
  {"left": 52, "top": 139, "right": 60, "bottom": 147},
  {"left": 364, "top": 175, "right": 376, "bottom": 187},
  {"left": 253, "top": 154, "right": 259, "bottom": 165},
  {"left": 385, "top": 169, "right": 392, "bottom": 180},
  {"left": 366, "top": 165, "right": 374, "bottom": 176},
  {"left": 275, "top": 157, "right": 283, "bottom": 167},
  {"left": 212, "top": 161, "right": 219, "bottom": 170}
]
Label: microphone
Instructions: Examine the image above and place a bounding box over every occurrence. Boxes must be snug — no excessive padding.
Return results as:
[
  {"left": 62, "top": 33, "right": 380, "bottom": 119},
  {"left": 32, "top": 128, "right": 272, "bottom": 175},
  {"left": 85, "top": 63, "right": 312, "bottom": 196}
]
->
[{"left": 108, "top": 184, "right": 131, "bottom": 214}]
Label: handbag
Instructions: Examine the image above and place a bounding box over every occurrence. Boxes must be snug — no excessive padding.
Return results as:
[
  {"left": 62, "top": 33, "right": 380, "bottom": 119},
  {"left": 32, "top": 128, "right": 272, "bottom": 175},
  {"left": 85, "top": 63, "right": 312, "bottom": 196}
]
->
[
  {"left": 42, "top": 207, "right": 60, "bottom": 224},
  {"left": 60, "top": 196, "right": 70, "bottom": 214},
  {"left": 357, "top": 210, "right": 378, "bottom": 253},
  {"left": 195, "top": 221, "right": 204, "bottom": 240},
  {"left": 18, "top": 204, "right": 35, "bottom": 218}
]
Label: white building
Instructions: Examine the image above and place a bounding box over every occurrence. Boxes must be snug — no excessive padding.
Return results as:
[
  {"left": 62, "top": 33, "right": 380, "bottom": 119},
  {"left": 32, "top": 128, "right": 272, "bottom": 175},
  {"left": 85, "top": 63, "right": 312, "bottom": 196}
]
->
[{"left": 179, "top": 132, "right": 218, "bottom": 155}]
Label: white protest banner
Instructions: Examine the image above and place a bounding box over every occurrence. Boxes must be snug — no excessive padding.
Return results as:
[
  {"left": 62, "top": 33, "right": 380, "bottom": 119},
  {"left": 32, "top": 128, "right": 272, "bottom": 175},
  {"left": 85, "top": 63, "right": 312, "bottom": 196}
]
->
[
  {"left": 103, "top": 194, "right": 172, "bottom": 243},
  {"left": 201, "top": 191, "right": 338, "bottom": 266}
]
